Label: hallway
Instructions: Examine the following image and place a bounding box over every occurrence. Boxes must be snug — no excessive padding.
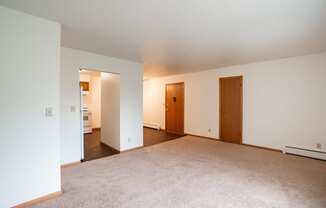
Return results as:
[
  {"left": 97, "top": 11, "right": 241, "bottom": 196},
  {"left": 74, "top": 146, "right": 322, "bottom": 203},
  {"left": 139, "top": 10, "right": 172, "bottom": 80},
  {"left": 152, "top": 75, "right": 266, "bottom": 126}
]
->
[{"left": 143, "top": 127, "right": 182, "bottom": 147}]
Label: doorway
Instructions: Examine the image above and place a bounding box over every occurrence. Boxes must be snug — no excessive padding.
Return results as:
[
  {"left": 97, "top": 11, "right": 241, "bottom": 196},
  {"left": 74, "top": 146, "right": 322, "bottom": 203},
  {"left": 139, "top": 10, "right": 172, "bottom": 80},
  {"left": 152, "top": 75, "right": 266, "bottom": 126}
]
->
[
  {"left": 219, "top": 76, "right": 243, "bottom": 144},
  {"left": 79, "top": 69, "right": 120, "bottom": 161},
  {"left": 165, "top": 82, "right": 184, "bottom": 135}
]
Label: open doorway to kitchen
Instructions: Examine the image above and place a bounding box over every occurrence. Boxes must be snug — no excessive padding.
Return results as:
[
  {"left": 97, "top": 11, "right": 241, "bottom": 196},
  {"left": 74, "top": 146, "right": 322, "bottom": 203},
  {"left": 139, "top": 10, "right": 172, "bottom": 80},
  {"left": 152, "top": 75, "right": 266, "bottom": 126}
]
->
[{"left": 79, "top": 69, "right": 120, "bottom": 161}]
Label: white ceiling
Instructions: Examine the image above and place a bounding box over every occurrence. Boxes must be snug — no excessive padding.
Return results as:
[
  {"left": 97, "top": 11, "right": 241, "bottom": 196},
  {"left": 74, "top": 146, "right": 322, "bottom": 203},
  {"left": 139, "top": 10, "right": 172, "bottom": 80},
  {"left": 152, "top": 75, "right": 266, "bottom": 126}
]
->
[{"left": 1, "top": 0, "right": 326, "bottom": 77}]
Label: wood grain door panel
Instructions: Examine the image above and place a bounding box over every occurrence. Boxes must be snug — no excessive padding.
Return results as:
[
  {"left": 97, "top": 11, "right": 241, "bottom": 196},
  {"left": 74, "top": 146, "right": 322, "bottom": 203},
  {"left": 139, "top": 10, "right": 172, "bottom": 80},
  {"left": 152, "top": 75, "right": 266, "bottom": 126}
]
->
[
  {"left": 219, "top": 76, "right": 243, "bottom": 144},
  {"left": 165, "top": 83, "right": 184, "bottom": 135}
]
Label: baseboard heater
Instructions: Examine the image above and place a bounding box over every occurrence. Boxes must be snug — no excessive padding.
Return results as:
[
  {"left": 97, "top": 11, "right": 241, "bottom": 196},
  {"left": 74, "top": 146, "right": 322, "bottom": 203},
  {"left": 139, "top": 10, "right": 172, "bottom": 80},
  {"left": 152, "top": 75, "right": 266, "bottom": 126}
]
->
[
  {"left": 143, "top": 122, "right": 161, "bottom": 130},
  {"left": 283, "top": 146, "right": 326, "bottom": 160}
]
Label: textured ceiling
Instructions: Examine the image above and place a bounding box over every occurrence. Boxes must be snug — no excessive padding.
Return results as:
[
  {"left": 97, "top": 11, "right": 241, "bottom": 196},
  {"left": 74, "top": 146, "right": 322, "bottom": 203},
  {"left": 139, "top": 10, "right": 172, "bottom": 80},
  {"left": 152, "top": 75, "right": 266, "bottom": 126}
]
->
[{"left": 1, "top": 0, "right": 326, "bottom": 77}]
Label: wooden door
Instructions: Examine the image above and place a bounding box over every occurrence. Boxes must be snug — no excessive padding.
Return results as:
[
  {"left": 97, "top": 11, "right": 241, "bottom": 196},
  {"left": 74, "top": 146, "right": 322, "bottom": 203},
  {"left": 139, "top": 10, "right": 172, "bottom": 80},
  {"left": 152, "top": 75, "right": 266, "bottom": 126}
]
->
[
  {"left": 219, "top": 76, "right": 243, "bottom": 144},
  {"left": 165, "top": 83, "right": 184, "bottom": 135}
]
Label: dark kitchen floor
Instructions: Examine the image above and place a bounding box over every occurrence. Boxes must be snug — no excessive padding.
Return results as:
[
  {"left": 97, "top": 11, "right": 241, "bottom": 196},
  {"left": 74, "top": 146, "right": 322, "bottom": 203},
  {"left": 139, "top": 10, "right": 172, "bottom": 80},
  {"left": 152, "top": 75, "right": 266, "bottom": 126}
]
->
[
  {"left": 84, "top": 128, "right": 182, "bottom": 161},
  {"left": 83, "top": 129, "right": 119, "bottom": 161}
]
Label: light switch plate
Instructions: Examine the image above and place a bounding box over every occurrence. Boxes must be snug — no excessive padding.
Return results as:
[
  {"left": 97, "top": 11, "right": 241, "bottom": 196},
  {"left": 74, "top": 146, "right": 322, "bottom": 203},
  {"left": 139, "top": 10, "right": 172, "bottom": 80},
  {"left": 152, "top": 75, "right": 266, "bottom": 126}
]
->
[{"left": 45, "top": 107, "right": 54, "bottom": 117}]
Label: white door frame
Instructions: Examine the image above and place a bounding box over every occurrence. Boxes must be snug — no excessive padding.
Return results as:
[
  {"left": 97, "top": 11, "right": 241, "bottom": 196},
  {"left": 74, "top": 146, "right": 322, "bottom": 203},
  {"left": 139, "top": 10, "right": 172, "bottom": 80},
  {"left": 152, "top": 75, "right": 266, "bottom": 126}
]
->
[{"left": 80, "top": 86, "right": 85, "bottom": 161}]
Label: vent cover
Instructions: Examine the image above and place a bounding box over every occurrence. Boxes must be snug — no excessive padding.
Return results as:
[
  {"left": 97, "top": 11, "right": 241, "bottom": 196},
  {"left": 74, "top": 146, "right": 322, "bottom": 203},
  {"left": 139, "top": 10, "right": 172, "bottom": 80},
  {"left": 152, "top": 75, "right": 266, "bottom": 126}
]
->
[{"left": 284, "top": 146, "right": 326, "bottom": 160}]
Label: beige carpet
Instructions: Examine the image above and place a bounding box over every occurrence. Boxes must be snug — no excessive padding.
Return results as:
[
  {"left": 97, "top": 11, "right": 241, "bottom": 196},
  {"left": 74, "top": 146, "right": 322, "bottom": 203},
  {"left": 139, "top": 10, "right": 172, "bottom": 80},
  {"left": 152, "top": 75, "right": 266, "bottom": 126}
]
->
[{"left": 31, "top": 136, "right": 326, "bottom": 208}]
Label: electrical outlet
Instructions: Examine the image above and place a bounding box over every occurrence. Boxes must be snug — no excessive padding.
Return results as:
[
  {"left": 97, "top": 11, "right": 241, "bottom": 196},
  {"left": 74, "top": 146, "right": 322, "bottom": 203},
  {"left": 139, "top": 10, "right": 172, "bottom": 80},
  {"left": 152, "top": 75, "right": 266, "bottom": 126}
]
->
[
  {"left": 316, "top": 143, "right": 322, "bottom": 149},
  {"left": 128, "top": 137, "right": 131, "bottom": 143},
  {"left": 70, "top": 105, "right": 76, "bottom": 112}
]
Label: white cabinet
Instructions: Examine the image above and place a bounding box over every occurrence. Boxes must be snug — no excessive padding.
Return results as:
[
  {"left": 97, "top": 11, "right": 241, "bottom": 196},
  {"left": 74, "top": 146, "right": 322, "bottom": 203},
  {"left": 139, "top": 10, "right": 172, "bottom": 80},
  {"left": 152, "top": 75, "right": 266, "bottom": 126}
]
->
[{"left": 83, "top": 111, "right": 92, "bottom": 133}]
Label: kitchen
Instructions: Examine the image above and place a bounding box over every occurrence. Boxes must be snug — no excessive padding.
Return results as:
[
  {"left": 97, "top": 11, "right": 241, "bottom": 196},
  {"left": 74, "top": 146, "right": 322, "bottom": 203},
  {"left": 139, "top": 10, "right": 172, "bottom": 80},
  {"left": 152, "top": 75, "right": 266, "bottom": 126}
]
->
[{"left": 80, "top": 69, "right": 120, "bottom": 161}]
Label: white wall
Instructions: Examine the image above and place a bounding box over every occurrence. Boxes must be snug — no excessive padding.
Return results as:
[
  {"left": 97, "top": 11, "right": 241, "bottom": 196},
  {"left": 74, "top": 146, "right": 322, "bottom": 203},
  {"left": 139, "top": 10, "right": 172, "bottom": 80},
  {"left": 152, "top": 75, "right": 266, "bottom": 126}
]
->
[
  {"left": 90, "top": 75, "right": 101, "bottom": 128},
  {"left": 0, "top": 6, "right": 61, "bottom": 207},
  {"left": 80, "top": 73, "right": 91, "bottom": 82},
  {"left": 61, "top": 47, "right": 143, "bottom": 165},
  {"left": 101, "top": 73, "right": 120, "bottom": 150},
  {"left": 144, "top": 52, "right": 326, "bottom": 151}
]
